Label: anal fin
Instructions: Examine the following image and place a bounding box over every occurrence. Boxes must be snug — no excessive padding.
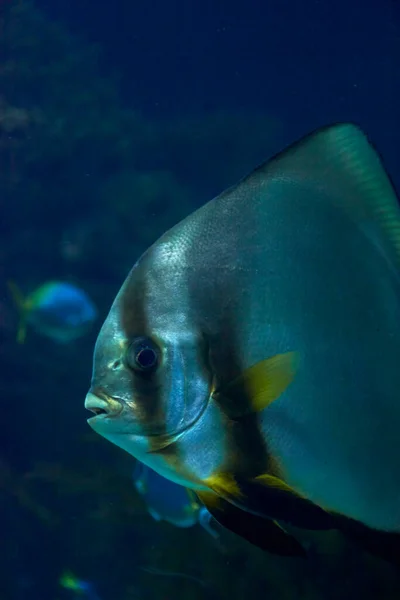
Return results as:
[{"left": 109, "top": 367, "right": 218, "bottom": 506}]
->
[
  {"left": 206, "top": 472, "right": 335, "bottom": 531},
  {"left": 196, "top": 490, "right": 305, "bottom": 558},
  {"left": 333, "top": 512, "right": 400, "bottom": 568}
]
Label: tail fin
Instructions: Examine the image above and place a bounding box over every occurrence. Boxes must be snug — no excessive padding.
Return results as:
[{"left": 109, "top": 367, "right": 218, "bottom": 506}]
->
[{"left": 7, "top": 281, "right": 28, "bottom": 343}]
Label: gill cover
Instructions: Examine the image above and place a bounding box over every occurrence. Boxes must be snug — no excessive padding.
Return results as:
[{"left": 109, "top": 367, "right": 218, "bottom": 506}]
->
[{"left": 90, "top": 255, "right": 213, "bottom": 439}]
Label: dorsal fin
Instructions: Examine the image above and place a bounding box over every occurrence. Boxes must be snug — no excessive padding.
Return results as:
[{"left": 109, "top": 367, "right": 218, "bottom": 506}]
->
[{"left": 250, "top": 123, "right": 400, "bottom": 268}]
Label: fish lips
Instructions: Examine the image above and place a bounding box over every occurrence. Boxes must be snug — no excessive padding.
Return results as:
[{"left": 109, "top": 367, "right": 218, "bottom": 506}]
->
[{"left": 85, "top": 391, "right": 123, "bottom": 423}]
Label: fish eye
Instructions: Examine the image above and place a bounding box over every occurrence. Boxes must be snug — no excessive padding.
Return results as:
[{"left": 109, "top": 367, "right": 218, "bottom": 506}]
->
[{"left": 126, "top": 337, "right": 159, "bottom": 373}]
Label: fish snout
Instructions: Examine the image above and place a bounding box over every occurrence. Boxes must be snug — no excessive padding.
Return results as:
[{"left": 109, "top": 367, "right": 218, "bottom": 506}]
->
[{"left": 84, "top": 391, "right": 123, "bottom": 420}]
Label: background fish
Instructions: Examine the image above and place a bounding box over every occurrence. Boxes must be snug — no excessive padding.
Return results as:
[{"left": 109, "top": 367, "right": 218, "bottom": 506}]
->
[
  {"left": 8, "top": 281, "right": 97, "bottom": 343},
  {"left": 60, "top": 571, "right": 101, "bottom": 600},
  {"left": 85, "top": 123, "right": 400, "bottom": 565},
  {"left": 132, "top": 460, "right": 219, "bottom": 539}
]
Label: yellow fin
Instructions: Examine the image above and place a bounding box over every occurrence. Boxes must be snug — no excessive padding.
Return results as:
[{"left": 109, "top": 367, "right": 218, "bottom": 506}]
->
[
  {"left": 255, "top": 473, "right": 305, "bottom": 498},
  {"left": 215, "top": 352, "right": 299, "bottom": 416},
  {"left": 204, "top": 472, "right": 242, "bottom": 499},
  {"left": 7, "top": 281, "right": 29, "bottom": 344}
]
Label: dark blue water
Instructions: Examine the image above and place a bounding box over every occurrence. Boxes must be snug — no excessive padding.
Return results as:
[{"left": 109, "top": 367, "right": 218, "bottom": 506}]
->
[
  {"left": 1, "top": 0, "right": 400, "bottom": 598},
  {"left": 37, "top": 0, "right": 400, "bottom": 176}
]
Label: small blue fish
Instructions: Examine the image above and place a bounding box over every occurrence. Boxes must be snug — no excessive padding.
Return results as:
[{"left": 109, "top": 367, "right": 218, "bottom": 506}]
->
[
  {"left": 59, "top": 571, "right": 100, "bottom": 600},
  {"left": 8, "top": 281, "right": 97, "bottom": 343},
  {"left": 133, "top": 461, "right": 219, "bottom": 540}
]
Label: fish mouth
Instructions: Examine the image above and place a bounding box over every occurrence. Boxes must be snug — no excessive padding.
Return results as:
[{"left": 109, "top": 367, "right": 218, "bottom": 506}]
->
[
  {"left": 85, "top": 383, "right": 211, "bottom": 446},
  {"left": 84, "top": 392, "right": 123, "bottom": 421}
]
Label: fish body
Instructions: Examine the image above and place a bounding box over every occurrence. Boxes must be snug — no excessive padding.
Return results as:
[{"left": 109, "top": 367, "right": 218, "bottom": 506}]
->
[
  {"left": 60, "top": 572, "right": 100, "bottom": 600},
  {"left": 133, "top": 460, "right": 218, "bottom": 537},
  {"left": 9, "top": 281, "right": 97, "bottom": 343},
  {"left": 85, "top": 124, "right": 400, "bottom": 561}
]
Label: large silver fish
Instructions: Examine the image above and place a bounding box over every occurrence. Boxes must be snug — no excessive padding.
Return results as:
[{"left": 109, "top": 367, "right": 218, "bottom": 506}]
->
[{"left": 85, "top": 124, "right": 400, "bottom": 563}]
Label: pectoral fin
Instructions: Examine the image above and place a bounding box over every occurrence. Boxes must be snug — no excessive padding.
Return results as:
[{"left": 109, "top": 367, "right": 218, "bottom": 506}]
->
[
  {"left": 213, "top": 352, "right": 299, "bottom": 418},
  {"left": 205, "top": 472, "right": 334, "bottom": 531},
  {"left": 196, "top": 489, "right": 305, "bottom": 557}
]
